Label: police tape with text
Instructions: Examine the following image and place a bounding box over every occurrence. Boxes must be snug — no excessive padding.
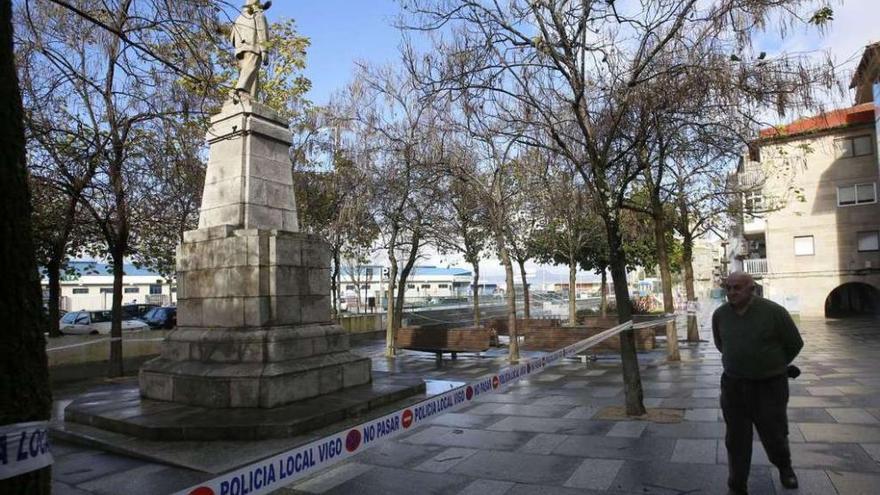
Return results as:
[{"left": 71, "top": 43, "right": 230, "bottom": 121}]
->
[{"left": 172, "top": 317, "right": 673, "bottom": 495}]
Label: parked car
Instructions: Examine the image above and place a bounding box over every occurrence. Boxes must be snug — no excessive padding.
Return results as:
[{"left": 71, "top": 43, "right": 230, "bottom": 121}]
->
[
  {"left": 121, "top": 303, "right": 158, "bottom": 320},
  {"left": 59, "top": 310, "right": 149, "bottom": 335},
  {"left": 141, "top": 306, "right": 177, "bottom": 329}
]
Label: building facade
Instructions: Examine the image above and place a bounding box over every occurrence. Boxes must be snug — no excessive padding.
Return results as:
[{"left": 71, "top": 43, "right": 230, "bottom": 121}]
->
[
  {"left": 727, "top": 43, "right": 880, "bottom": 317},
  {"left": 43, "top": 261, "right": 176, "bottom": 311},
  {"left": 337, "top": 265, "right": 482, "bottom": 310},
  {"left": 690, "top": 238, "right": 725, "bottom": 300}
]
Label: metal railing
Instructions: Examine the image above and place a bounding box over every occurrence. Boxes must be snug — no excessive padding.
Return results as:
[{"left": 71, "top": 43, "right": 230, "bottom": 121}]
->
[{"left": 743, "top": 258, "right": 768, "bottom": 275}]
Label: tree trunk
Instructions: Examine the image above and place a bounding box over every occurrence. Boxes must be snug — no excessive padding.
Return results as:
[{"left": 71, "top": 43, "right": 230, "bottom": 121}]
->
[
  {"left": 46, "top": 259, "right": 63, "bottom": 337},
  {"left": 471, "top": 261, "right": 480, "bottom": 327},
  {"left": 0, "top": 0, "right": 53, "bottom": 488},
  {"left": 517, "top": 258, "right": 530, "bottom": 319},
  {"left": 652, "top": 202, "right": 674, "bottom": 314},
  {"left": 606, "top": 218, "right": 646, "bottom": 417},
  {"left": 682, "top": 232, "right": 700, "bottom": 341},
  {"left": 108, "top": 250, "right": 125, "bottom": 377},
  {"left": 330, "top": 248, "right": 340, "bottom": 319},
  {"left": 385, "top": 260, "right": 397, "bottom": 357},
  {"left": 568, "top": 260, "right": 577, "bottom": 325},
  {"left": 501, "top": 247, "right": 519, "bottom": 363},
  {"left": 394, "top": 228, "right": 421, "bottom": 332},
  {"left": 600, "top": 269, "right": 608, "bottom": 317}
]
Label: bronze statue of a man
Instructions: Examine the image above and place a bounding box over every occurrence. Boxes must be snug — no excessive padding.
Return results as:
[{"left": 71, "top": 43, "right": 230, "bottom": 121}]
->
[{"left": 230, "top": 0, "right": 271, "bottom": 101}]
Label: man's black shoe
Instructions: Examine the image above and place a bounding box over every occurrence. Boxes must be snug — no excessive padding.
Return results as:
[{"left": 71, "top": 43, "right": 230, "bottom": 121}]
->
[
  {"left": 728, "top": 481, "right": 748, "bottom": 495},
  {"left": 779, "top": 467, "right": 799, "bottom": 489}
]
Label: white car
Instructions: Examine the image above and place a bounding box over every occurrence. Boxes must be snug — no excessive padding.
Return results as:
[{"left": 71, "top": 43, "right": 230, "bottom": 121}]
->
[{"left": 59, "top": 310, "right": 149, "bottom": 335}]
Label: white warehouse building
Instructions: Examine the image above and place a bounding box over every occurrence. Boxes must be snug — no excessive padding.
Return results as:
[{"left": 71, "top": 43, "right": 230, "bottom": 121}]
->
[{"left": 43, "top": 261, "right": 176, "bottom": 311}]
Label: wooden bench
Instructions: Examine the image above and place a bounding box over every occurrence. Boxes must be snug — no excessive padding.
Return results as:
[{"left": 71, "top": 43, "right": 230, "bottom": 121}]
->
[{"left": 396, "top": 325, "right": 492, "bottom": 364}]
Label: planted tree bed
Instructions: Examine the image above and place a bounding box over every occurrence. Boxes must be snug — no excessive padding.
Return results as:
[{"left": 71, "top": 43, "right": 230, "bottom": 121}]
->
[
  {"left": 396, "top": 325, "right": 492, "bottom": 363},
  {"left": 521, "top": 325, "right": 656, "bottom": 352}
]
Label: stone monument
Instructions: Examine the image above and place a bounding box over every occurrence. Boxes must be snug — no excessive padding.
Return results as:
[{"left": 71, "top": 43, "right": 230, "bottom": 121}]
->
[{"left": 138, "top": 5, "right": 371, "bottom": 408}]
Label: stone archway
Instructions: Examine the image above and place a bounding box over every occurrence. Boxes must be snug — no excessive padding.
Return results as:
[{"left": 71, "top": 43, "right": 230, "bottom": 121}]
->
[{"left": 824, "top": 282, "right": 880, "bottom": 318}]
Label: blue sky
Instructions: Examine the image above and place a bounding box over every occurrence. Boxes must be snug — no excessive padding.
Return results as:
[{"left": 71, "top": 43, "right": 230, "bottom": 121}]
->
[
  {"left": 272, "top": 0, "right": 877, "bottom": 110},
  {"left": 267, "top": 0, "right": 878, "bottom": 283},
  {"left": 273, "top": 1, "right": 404, "bottom": 106}
]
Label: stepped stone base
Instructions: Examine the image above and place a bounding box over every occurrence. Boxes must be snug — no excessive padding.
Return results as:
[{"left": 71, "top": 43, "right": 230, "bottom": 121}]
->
[
  {"left": 65, "top": 375, "right": 425, "bottom": 441},
  {"left": 139, "top": 325, "right": 372, "bottom": 409}
]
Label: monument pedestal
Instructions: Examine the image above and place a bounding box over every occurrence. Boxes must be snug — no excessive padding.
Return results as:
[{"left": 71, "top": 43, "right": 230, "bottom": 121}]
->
[{"left": 137, "top": 100, "right": 372, "bottom": 408}]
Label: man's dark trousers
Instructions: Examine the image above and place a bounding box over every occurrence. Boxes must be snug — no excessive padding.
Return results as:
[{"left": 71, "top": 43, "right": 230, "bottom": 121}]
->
[{"left": 721, "top": 372, "right": 792, "bottom": 491}]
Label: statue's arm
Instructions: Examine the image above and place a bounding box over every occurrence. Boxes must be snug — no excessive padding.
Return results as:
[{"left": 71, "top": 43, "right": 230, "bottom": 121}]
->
[{"left": 257, "top": 14, "right": 269, "bottom": 63}]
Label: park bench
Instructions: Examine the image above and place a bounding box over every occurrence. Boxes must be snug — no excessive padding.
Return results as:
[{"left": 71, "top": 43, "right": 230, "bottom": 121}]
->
[{"left": 395, "top": 325, "right": 492, "bottom": 364}]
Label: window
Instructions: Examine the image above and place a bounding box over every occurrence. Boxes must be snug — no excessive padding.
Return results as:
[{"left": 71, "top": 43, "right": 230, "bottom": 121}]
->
[
  {"left": 438, "top": 284, "right": 448, "bottom": 289},
  {"left": 421, "top": 284, "right": 430, "bottom": 289},
  {"left": 345, "top": 285, "right": 355, "bottom": 290},
  {"left": 74, "top": 313, "right": 89, "bottom": 325},
  {"left": 72, "top": 288, "right": 89, "bottom": 295},
  {"left": 835, "top": 135, "right": 873, "bottom": 158},
  {"left": 61, "top": 312, "right": 77, "bottom": 324},
  {"left": 858, "top": 231, "right": 880, "bottom": 252},
  {"left": 407, "top": 284, "right": 415, "bottom": 289},
  {"left": 124, "top": 287, "right": 140, "bottom": 294},
  {"left": 100, "top": 288, "right": 113, "bottom": 294},
  {"left": 149, "top": 284, "right": 162, "bottom": 295},
  {"left": 90, "top": 311, "right": 111, "bottom": 323},
  {"left": 794, "top": 236, "right": 814, "bottom": 256},
  {"left": 744, "top": 190, "right": 763, "bottom": 213},
  {"left": 838, "top": 183, "right": 877, "bottom": 206}
]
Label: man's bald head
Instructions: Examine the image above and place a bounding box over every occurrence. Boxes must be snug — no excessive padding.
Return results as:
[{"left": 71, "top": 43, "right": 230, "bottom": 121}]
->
[{"left": 724, "top": 271, "right": 756, "bottom": 308}]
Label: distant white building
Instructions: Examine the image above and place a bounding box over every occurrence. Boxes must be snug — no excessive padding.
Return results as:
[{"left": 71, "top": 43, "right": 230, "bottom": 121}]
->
[
  {"left": 42, "top": 261, "right": 176, "bottom": 311},
  {"left": 338, "top": 265, "right": 487, "bottom": 310}
]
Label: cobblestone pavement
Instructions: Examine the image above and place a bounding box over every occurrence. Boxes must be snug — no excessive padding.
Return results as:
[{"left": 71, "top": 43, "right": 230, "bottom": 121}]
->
[{"left": 52, "top": 312, "right": 880, "bottom": 495}]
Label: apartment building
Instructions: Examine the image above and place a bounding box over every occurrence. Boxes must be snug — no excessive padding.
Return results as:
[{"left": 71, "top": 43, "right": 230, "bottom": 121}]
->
[
  {"left": 691, "top": 239, "right": 726, "bottom": 300},
  {"left": 727, "top": 43, "right": 880, "bottom": 317}
]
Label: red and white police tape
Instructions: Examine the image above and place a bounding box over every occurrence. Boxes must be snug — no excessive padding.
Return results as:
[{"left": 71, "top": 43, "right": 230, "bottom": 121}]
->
[
  {"left": 0, "top": 421, "right": 53, "bottom": 481},
  {"left": 172, "top": 318, "right": 663, "bottom": 495}
]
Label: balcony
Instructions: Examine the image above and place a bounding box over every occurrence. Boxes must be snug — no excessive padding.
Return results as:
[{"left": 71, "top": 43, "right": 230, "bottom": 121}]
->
[
  {"left": 742, "top": 217, "right": 766, "bottom": 235},
  {"left": 743, "top": 258, "right": 768, "bottom": 276}
]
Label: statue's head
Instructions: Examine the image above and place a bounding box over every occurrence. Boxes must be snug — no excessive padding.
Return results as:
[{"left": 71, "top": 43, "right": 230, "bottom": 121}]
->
[{"left": 243, "top": 0, "right": 271, "bottom": 14}]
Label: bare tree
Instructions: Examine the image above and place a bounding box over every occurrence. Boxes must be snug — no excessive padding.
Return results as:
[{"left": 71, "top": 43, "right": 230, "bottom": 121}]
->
[
  {"left": 18, "top": 0, "right": 223, "bottom": 376},
  {"left": 431, "top": 170, "right": 489, "bottom": 327},
  {"left": 434, "top": 90, "right": 527, "bottom": 363},
  {"left": 531, "top": 158, "right": 598, "bottom": 325},
  {"left": 340, "top": 63, "right": 445, "bottom": 356},
  {"left": 404, "top": 0, "right": 834, "bottom": 415}
]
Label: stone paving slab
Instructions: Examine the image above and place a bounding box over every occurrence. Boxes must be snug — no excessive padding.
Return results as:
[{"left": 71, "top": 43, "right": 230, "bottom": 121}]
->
[{"left": 51, "top": 314, "right": 880, "bottom": 494}]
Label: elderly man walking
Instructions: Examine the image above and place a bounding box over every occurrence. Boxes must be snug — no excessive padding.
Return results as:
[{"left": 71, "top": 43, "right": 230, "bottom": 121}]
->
[{"left": 712, "top": 272, "right": 803, "bottom": 494}]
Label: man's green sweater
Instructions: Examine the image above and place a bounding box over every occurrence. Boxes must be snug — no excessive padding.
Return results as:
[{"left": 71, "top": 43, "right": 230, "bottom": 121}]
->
[{"left": 712, "top": 296, "right": 804, "bottom": 380}]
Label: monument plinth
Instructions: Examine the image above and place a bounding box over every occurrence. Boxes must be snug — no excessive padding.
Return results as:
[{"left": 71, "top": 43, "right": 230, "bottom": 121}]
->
[{"left": 138, "top": 100, "right": 372, "bottom": 408}]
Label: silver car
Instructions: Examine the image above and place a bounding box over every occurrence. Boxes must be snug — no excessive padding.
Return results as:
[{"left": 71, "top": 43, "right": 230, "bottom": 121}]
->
[{"left": 59, "top": 310, "right": 149, "bottom": 335}]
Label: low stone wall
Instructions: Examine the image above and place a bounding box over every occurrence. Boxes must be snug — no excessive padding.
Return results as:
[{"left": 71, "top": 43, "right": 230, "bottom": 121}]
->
[
  {"left": 46, "top": 330, "right": 171, "bottom": 383},
  {"left": 339, "top": 314, "right": 384, "bottom": 334}
]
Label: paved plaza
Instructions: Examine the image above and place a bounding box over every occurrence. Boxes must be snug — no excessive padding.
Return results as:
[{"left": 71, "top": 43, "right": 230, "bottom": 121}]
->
[{"left": 51, "top": 314, "right": 880, "bottom": 495}]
